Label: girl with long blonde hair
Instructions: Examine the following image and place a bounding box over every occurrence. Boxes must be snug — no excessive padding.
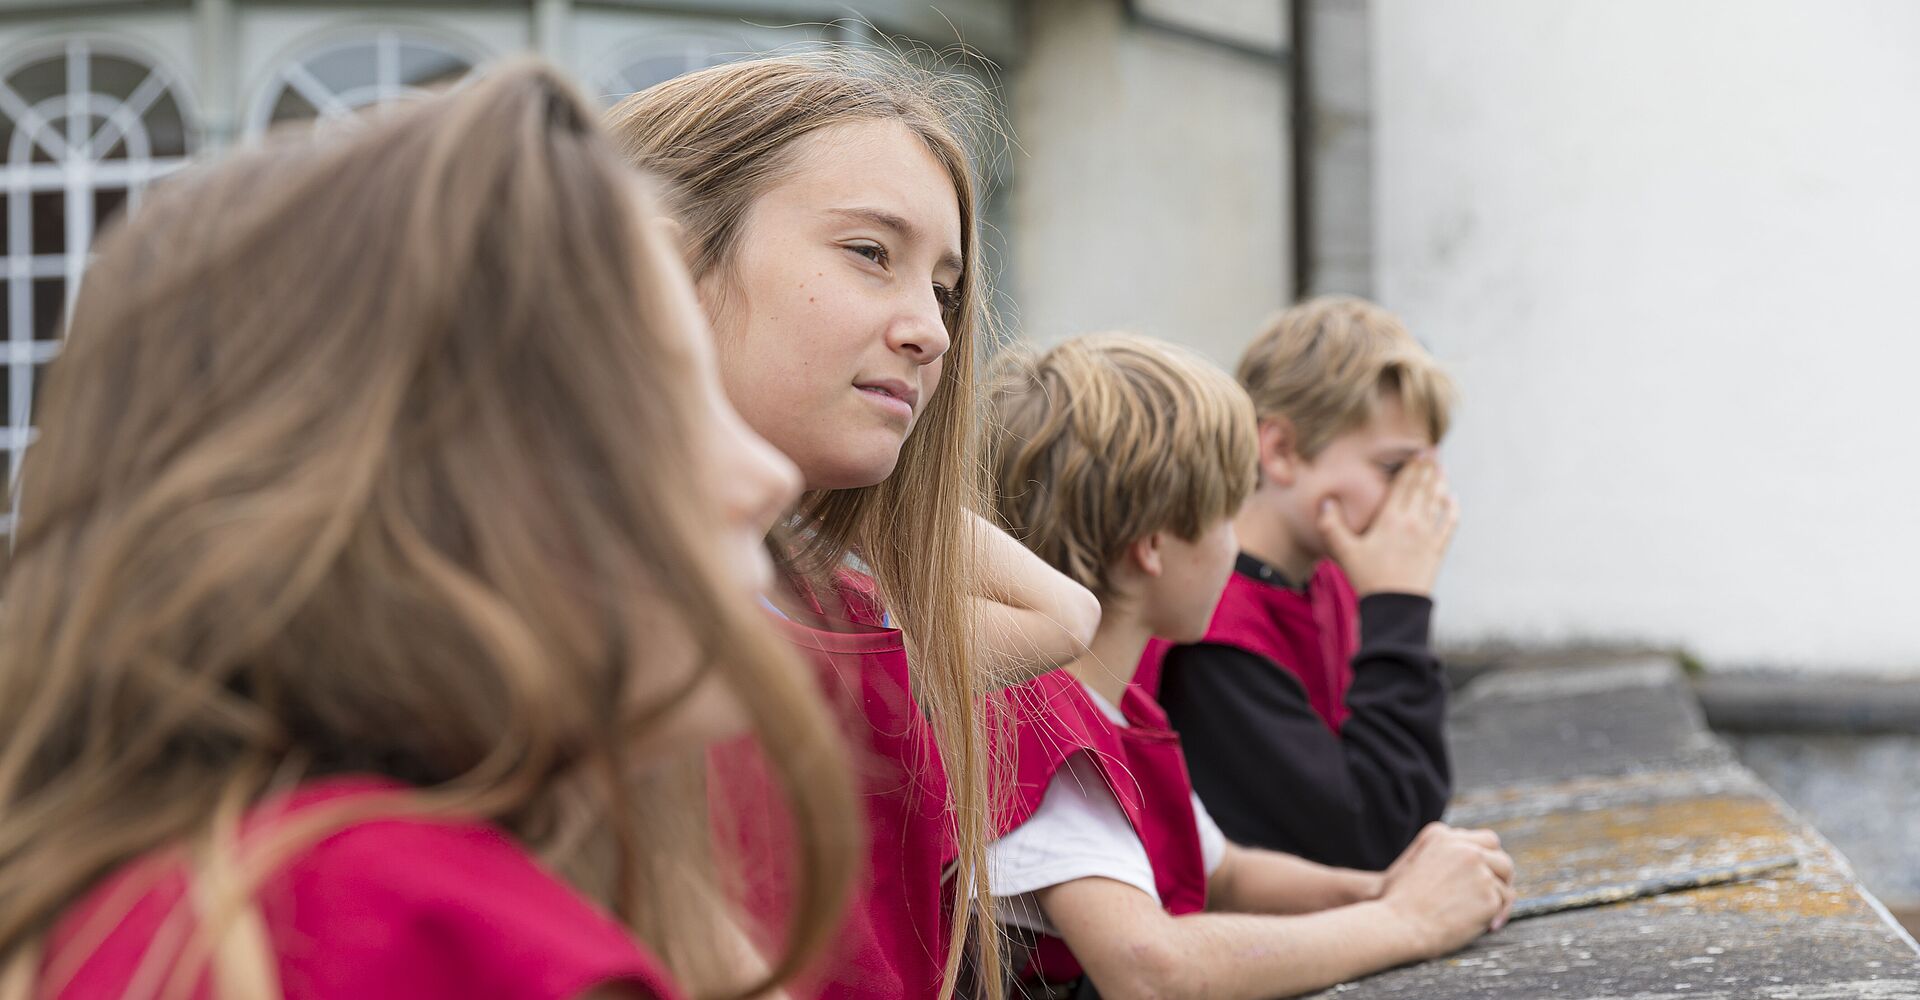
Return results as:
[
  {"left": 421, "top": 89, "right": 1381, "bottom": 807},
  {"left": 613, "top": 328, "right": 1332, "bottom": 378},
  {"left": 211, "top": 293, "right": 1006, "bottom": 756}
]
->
[
  {"left": 608, "top": 47, "right": 1102, "bottom": 1000},
  {"left": 0, "top": 60, "right": 857, "bottom": 1000}
]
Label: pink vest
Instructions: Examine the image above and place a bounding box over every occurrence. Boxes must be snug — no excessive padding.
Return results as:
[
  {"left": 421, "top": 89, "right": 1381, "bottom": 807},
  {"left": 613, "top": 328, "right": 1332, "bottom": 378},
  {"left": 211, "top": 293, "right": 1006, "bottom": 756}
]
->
[
  {"left": 1138, "top": 560, "right": 1360, "bottom": 733},
  {"left": 999, "top": 671, "right": 1208, "bottom": 985},
  {"left": 714, "top": 572, "right": 952, "bottom": 1000}
]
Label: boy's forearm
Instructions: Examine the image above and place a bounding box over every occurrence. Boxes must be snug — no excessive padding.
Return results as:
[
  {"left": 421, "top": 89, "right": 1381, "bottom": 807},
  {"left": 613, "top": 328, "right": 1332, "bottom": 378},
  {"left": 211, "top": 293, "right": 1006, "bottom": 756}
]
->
[
  {"left": 1053, "top": 892, "right": 1428, "bottom": 1000},
  {"left": 1159, "top": 903, "right": 1426, "bottom": 999},
  {"left": 1212, "top": 844, "right": 1384, "bottom": 915},
  {"left": 1341, "top": 593, "right": 1454, "bottom": 862}
]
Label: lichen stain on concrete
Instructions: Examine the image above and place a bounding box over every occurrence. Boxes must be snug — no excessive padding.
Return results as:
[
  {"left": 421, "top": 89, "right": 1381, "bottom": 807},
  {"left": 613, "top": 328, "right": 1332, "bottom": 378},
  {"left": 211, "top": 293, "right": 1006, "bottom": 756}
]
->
[
  {"left": 1675, "top": 880, "right": 1862, "bottom": 922},
  {"left": 1484, "top": 793, "right": 1842, "bottom": 911},
  {"left": 1481, "top": 785, "right": 1893, "bottom": 928}
]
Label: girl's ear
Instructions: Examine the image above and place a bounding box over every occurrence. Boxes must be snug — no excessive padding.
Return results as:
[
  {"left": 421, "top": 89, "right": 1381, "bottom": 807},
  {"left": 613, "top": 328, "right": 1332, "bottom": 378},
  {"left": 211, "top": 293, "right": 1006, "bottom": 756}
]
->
[
  {"left": 1128, "top": 530, "right": 1167, "bottom": 579},
  {"left": 1258, "top": 416, "right": 1303, "bottom": 488}
]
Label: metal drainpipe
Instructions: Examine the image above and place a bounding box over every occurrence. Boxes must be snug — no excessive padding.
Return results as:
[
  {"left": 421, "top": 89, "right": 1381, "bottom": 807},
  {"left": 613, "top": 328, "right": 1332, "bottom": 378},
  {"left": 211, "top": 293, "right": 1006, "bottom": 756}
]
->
[
  {"left": 1116, "top": 0, "right": 1300, "bottom": 298},
  {"left": 1288, "top": 0, "right": 1311, "bottom": 299}
]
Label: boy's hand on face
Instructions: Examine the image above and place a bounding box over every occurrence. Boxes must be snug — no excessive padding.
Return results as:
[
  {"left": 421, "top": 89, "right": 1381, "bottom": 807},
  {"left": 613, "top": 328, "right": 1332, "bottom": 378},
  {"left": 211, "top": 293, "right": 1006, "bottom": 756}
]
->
[{"left": 1317, "top": 456, "right": 1459, "bottom": 597}]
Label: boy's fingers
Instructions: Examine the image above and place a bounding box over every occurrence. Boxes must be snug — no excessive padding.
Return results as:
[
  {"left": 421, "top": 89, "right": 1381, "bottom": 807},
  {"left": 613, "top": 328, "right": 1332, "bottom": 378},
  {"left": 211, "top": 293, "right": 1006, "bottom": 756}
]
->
[
  {"left": 1482, "top": 847, "right": 1515, "bottom": 884},
  {"left": 1403, "top": 459, "right": 1442, "bottom": 516},
  {"left": 1421, "top": 479, "right": 1448, "bottom": 525},
  {"left": 1454, "top": 827, "right": 1500, "bottom": 850},
  {"left": 1430, "top": 485, "right": 1457, "bottom": 533},
  {"left": 1491, "top": 880, "right": 1516, "bottom": 932},
  {"left": 1396, "top": 458, "right": 1432, "bottom": 502},
  {"left": 1380, "top": 458, "right": 1423, "bottom": 515},
  {"left": 1318, "top": 498, "right": 1358, "bottom": 557}
]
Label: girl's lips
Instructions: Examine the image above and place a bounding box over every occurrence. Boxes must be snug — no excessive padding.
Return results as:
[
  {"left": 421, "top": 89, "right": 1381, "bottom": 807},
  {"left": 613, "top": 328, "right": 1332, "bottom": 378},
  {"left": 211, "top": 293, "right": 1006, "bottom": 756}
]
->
[
  {"left": 853, "top": 377, "right": 918, "bottom": 408},
  {"left": 857, "top": 384, "right": 914, "bottom": 422}
]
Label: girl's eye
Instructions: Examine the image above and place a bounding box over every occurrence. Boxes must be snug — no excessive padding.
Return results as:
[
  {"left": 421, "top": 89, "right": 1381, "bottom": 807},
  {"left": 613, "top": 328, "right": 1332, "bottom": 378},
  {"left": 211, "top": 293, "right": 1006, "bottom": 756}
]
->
[
  {"left": 1379, "top": 462, "right": 1406, "bottom": 479},
  {"left": 847, "top": 243, "right": 888, "bottom": 266},
  {"left": 934, "top": 284, "right": 962, "bottom": 311}
]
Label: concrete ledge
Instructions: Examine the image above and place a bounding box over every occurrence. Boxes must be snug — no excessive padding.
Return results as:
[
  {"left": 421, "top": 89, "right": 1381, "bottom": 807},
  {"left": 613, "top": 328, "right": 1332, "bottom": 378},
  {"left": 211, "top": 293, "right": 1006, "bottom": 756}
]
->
[
  {"left": 1729, "top": 732, "right": 1920, "bottom": 929},
  {"left": 1448, "top": 658, "right": 1733, "bottom": 789},
  {"left": 1697, "top": 673, "right": 1920, "bottom": 735},
  {"left": 1312, "top": 661, "right": 1920, "bottom": 999}
]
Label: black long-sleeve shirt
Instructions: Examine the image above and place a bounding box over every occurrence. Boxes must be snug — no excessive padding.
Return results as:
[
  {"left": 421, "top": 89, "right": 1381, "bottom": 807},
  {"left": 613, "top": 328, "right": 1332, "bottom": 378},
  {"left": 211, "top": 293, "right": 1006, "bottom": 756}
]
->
[{"left": 1157, "top": 569, "right": 1451, "bottom": 871}]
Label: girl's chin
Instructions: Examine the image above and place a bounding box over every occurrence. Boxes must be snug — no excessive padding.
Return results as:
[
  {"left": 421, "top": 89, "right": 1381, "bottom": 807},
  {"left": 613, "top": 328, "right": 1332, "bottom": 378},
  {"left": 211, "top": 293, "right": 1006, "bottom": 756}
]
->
[{"left": 800, "top": 449, "right": 906, "bottom": 492}]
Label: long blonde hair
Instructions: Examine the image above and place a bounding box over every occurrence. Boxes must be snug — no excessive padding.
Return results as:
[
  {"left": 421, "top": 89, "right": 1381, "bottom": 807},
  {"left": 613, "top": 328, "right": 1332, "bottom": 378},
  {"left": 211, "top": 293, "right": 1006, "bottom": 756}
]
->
[
  {"left": 0, "top": 60, "right": 855, "bottom": 1000},
  {"left": 607, "top": 48, "right": 1002, "bottom": 997}
]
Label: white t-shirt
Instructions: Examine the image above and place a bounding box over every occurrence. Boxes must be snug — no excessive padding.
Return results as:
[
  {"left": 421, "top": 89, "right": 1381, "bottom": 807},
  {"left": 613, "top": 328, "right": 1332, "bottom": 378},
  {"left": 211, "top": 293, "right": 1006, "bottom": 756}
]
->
[{"left": 987, "top": 680, "right": 1228, "bottom": 937}]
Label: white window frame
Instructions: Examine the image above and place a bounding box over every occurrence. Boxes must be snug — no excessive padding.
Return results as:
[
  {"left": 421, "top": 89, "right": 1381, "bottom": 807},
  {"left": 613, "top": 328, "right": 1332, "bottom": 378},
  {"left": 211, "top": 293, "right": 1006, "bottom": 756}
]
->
[
  {"left": 245, "top": 28, "right": 480, "bottom": 135},
  {"left": 0, "top": 36, "right": 198, "bottom": 530},
  {"left": 595, "top": 31, "right": 759, "bottom": 103}
]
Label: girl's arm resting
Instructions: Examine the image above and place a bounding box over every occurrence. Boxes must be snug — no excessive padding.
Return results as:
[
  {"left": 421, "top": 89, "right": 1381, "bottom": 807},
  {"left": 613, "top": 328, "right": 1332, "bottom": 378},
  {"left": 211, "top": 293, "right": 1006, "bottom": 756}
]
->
[
  {"left": 1207, "top": 842, "right": 1385, "bottom": 916},
  {"left": 971, "top": 512, "right": 1101, "bottom": 683},
  {"left": 1038, "top": 878, "right": 1431, "bottom": 1000}
]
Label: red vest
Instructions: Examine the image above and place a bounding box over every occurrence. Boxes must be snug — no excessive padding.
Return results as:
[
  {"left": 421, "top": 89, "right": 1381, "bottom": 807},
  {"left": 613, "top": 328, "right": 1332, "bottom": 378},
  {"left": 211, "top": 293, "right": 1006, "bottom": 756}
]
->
[
  {"left": 999, "top": 670, "right": 1209, "bottom": 985},
  {"left": 1137, "top": 560, "right": 1360, "bottom": 733},
  {"left": 713, "top": 573, "right": 952, "bottom": 1000},
  {"left": 45, "top": 777, "right": 688, "bottom": 1000}
]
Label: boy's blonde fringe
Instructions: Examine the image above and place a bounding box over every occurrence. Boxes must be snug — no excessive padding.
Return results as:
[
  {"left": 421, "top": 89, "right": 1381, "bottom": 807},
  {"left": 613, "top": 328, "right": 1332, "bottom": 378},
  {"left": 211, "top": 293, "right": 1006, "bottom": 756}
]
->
[{"left": 1239, "top": 295, "right": 1456, "bottom": 456}]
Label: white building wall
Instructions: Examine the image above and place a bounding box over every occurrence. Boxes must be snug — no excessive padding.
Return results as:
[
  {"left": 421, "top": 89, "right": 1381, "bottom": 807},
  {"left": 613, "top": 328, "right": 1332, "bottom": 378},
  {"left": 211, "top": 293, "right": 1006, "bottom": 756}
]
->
[
  {"left": 1372, "top": 0, "right": 1920, "bottom": 673},
  {"left": 1009, "top": 0, "right": 1290, "bottom": 363}
]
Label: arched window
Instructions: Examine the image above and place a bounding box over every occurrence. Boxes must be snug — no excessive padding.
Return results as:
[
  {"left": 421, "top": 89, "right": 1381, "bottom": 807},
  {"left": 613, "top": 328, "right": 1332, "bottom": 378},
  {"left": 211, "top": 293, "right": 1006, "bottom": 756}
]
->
[
  {"left": 250, "top": 29, "right": 476, "bottom": 132},
  {"left": 598, "top": 33, "right": 754, "bottom": 102},
  {"left": 0, "top": 38, "right": 197, "bottom": 520}
]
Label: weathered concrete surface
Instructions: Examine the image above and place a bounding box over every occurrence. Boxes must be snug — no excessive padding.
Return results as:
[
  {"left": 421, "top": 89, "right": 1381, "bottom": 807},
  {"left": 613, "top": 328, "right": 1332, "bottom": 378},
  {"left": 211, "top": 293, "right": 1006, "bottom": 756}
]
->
[
  {"left": 1728, "top": 733, "right": 1920, "bottom": 926},
  {"left": 1448, "top": 659, "right": 1736, "bottom": 787},
  {"left": 1311, "top": 661, "right": 1920, "bottom": 999}
]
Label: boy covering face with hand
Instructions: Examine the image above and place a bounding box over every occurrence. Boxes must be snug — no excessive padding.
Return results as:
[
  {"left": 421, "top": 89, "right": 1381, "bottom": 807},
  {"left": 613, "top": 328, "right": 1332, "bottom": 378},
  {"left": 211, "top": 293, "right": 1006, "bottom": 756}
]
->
[
  {"left": 1139, "top": 296, "right": 1461, "bottom": 872},
  {"left": 981, "top": 333, "right": 1510, "bottom": 1000}
]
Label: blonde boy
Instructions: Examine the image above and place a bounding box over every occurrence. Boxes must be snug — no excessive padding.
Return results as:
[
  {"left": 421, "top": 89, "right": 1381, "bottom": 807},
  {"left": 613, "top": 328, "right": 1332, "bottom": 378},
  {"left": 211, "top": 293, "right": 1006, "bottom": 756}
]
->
[
  {"left": 1138, "top": 294, "right": 1461, "bottom": 873},
  {"left": 981, "top": 333, "right": 1509, "bottom": 1000}
]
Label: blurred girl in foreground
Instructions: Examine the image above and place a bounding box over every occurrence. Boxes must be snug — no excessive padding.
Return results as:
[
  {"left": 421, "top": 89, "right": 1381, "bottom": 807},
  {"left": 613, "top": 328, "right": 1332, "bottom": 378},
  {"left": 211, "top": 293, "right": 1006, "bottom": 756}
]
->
[{"left": 0, "top": 60, "right": 856, "bottom": 1000}]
